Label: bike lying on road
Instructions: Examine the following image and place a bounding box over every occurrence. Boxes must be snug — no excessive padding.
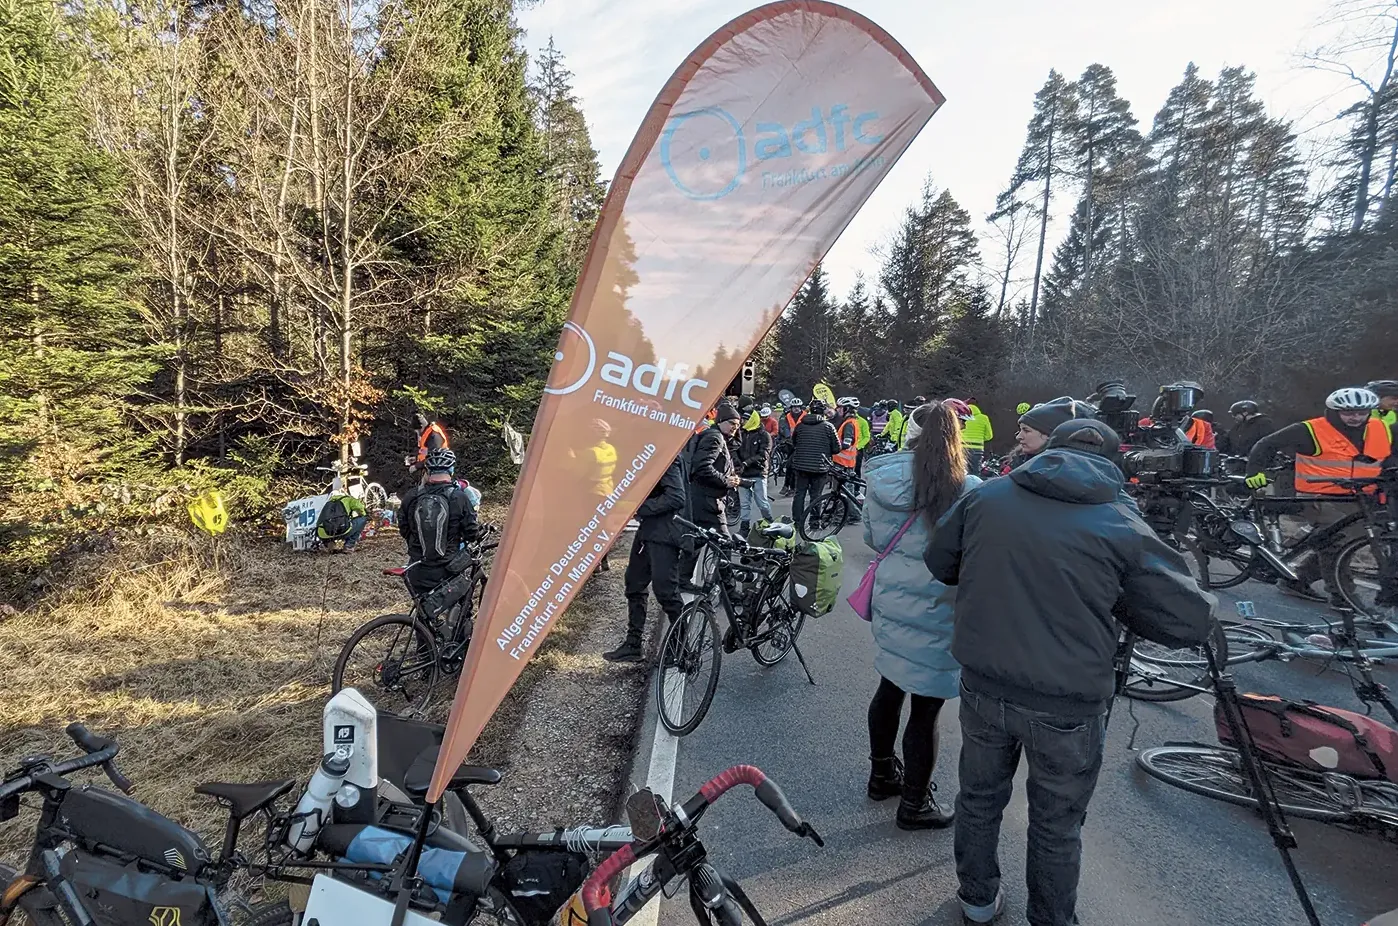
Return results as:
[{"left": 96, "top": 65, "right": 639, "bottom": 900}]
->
[{"left": 657, "top": 518, "right": 813, "bottom": 737}]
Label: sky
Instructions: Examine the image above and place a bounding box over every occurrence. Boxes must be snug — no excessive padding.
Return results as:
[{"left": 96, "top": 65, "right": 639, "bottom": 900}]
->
[{"left": 517, "top": 0, "right": 1366, "bottom": 300}]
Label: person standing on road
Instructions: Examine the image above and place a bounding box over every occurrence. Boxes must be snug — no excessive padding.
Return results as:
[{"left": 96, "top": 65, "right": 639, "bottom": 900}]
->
[
  {"left": 690, "top": 404, "right": 742, "bottom": 536},
  {"left": 779, "top": 399, "right": 807, "bottom": 497},
  {"left": 788, "top": 399, "right": 840, "bottom": 529},
  {"left": 833, "top": 397, "right": 861, "bottom": 473},
  {"left": 1007, "top": 397, "right": 1094, "bottom": 470},
  {"left": 925, "top": 418, "right": 1214, "bottom": 926},
  {"left": 737, "top": 406, "right": 774, "bottom": 533},
  {"left": 854, "top": 405, "right": 873, "bottom": 475},
  {"left": 1220, "top": 400, "right": 1274, "bottom": 458},
  {"left": 1370, "top": 380, "right": 1398, "bottom": 432},
  {"left": 863, "top": 402, "right": 980, "bottom": 830},
  {"left": 961, "top": 397, "right": 994, "bottom": 475},
  {"left": 605, "top": 454, "right": 688, "bottom": 663},
  {"left": 399, "top": 449, "right": 480, "bottom": 598}
]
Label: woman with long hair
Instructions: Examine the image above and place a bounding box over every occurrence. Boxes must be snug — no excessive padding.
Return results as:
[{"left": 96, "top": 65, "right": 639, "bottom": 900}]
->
[{"left": 861, "top": 401, "right": 980, "bottom": 829}]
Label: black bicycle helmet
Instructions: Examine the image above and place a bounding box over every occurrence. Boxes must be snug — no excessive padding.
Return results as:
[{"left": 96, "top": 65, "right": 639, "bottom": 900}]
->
[
  {"left": 425, "top": 448, "right": 456, "bottom": 473},
  {"left": 1192, "top": 409, "right": 1214, "bottom": 422},
  {"left": 1368, "top": 379, "right": 1398, "bottom": 398},
  {"left": 1228, "top": 400, "right": 1259, "bottom": 417}
]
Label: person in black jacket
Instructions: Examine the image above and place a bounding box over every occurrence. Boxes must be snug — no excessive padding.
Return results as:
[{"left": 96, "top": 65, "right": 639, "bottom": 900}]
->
[
  {"left": 925, "top": 419, "right": 1213, "bottom": 926},
  {"left": 788, "top": 399, "right": 842, "bottom": 528},
  {"left": 690, "top": 404, "right": 742, "bottom": 535},
  {"left": 399, "top": 449, "right": 480, "bottom": 598},
  {"left": 604, "top": 455, "right": 688, "bottom": 663},
  {"left": 1221, "top": 400, "right": 1274, "bottom": 458},
  {"left": 737, "top": 407, "right": 774, "bottom": 533}
]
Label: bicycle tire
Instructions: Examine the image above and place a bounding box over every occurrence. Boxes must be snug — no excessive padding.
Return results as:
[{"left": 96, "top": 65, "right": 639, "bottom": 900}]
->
[
  {"left": 1122, "top": 619, "right": 1249, "bottom": 702},
  {"left": 238, "top": 901, "right": 296, "bottom": 926},
  {"left": 1136, "top": 745, "right": 1360, "bottom": 822},
  {"left": 0, "top": 865, "right": 65, "bottom": 926},
  {"left": 799, "top": 492, "right": 845, "bottom": 542},
  {"left": 364, "top": 482, "right": 389, "bottom": 513},
  {"left": 656, "top": 601, "right": 722, "bottom": 736},
  {"left": 749, "top": 578, "right": 805, "bottom": 666},
  {"left": 1335, "top": 534, "right": 1398, "bottom": 621},
  {"left": 1184, "top": 533, "right": 1256, "bottom": 590},
  {"left": 333, "top": 614, "right": 440, "bottom": 718}
]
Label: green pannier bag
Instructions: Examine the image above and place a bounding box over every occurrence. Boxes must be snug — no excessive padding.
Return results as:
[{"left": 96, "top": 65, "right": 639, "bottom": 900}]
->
[
  {"left": 789, "top": 537, "right": 844, "bottom": 616},
  {"left": 747, "top": 516, "right": 797, "bottom": 551}
]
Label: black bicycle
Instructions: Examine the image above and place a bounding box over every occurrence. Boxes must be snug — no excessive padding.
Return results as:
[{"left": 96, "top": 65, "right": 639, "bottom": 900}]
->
[
  {"left": 656, "top": 518, "right": 812, "bottom": 737},
  {"left": 332, "top": 525, "right": 500, "bottom": 718},
  {"left": 799, "top": 468, "right": 865, "bottom": 541}
]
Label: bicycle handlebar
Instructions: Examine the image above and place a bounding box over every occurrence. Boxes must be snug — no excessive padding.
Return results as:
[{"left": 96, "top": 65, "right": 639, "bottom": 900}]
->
[
  {"left": 579, "top": 766, "right": 822, "bottom": 925},
  {"left": 0, "top": 725, "right": 132, "bottom": 804}
]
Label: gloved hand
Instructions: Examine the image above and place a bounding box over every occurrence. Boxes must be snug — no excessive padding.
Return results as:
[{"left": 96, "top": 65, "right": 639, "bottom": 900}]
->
[{"left": 1245, "top": 473, "right": 1268, "bottom": 489}]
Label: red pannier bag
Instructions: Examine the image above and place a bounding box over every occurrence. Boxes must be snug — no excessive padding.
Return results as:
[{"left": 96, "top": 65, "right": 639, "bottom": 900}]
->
[{"left": 1215, "top": 694, "right": 1398, "bottom": 783}]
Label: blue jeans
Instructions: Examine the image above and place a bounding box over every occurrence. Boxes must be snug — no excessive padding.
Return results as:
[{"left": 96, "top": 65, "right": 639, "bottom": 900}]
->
[
  {"left": 738, "top": 476, "right": 773, "bottom": 524},
  {"left": 954, "top": 682, "right": 1105, "bottom": 926},
  {"left": 342, "top": 515, "right": 368, "bottom": 550}
]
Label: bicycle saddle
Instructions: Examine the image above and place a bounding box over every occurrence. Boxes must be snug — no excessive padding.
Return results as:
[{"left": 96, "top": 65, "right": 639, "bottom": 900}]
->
[
  {"left": 195, "top": 779, "right": 297, "bottom": 820},
  {"left": 383, "top": 567, "right": 408, "bottom": 577},
  {"left": 402, "top": 747, "right": 502, "bottom": 796},
  {"left": 761, "top": 522, "right": 795, "bottom": 539}
]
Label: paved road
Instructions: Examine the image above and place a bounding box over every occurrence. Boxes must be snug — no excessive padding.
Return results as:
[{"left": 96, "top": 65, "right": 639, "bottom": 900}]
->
[{"left": 656, "top": 494, "right": 1398, "bottom": 926}]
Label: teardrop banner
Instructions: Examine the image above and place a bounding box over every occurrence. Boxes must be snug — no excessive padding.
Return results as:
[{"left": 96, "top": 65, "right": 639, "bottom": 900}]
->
[{"left": 428, "top": 0, "right": 943, "bottom": 801}]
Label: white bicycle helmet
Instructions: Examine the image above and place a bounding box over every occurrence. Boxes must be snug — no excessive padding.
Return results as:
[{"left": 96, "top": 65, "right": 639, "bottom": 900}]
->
[
  {"left": 837, "top": 395, "right": 859, "bottom": 408},
  {"left": 786, "top": 397, "right": 804, "bottom": 409},
  {"left": 1326, "top": 387, "right": 1380, "bottom": 411}
]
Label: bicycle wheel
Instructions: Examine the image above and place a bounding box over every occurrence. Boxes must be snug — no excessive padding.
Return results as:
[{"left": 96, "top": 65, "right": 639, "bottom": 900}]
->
[
  {"left": 1184, "top": 532, "right": 1256, "bottom": 590},
  {"left": 364, "top": 482, "right": 389, "bottom": 513},
  {"left": 238, "top": 901, "right": 296, "bottom": 926},
  {"left": 1136, "top": 745, "right": 1361, "bottom": 822},
  {"left": 1335, "top": 534, "right": 1398, "bottom": 622},
  {"left": 1122, "top": 619, "right": 1253, "bottom": 702},
  {"left": 333, "top": 614, "right": 440, "bottom": 717},
  {"left": 749, "top": 579, "right": 805, "bottom": 666},
  {"left": 0, "top": 865, "right": 65, "bottom": 926},
  {"left": 800, "top": 492, "right": 845, "bottom": 541},
  {"left": 656, "top": 601, "right": 722, "bottom": 736}
]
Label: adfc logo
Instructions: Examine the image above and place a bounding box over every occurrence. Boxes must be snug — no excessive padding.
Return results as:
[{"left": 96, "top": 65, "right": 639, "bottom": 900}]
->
[{"left": 659, "top": 104, "right": 883, "bottom": 201}]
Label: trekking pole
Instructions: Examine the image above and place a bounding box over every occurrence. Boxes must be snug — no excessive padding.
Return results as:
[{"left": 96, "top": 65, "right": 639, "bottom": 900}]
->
[{"left": 1204, "top": 643, "right": 1324, "bottom": 926}]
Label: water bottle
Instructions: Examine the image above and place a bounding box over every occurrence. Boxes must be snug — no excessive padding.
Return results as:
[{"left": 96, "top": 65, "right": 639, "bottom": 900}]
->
[{"left": 287, "top": 753, "right": 350, "bottom": 852}]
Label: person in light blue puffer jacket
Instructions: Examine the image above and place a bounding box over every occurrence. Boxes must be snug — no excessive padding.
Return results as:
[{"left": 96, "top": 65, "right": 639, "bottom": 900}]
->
[{"left": 861, "top": 400, "right": 981, "bottom": 831}]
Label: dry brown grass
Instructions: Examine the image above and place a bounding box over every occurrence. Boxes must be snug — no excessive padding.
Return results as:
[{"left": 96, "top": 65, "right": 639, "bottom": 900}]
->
[{"left": 0, "top": 511, "right": 606, "bottom": 862}]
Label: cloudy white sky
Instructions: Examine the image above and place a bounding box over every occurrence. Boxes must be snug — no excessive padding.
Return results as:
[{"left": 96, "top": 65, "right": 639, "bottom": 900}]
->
[{"left": 518, "top": 0, "right": 1364, "bottom": 300}]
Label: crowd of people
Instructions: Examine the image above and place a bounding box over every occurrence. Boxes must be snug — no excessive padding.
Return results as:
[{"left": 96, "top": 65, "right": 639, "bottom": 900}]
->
[{"left": 609, "top": 376, "right": 1396, "bottom": 926}]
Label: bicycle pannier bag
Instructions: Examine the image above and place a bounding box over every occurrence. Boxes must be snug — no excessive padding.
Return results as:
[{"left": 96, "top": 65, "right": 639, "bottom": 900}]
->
[
  {"left": 1215, "top": 694, "right": 1398, "bottom": 783},
  {"left": 788, "top": 537, "right": 844, "bottom": 617},
  {"left": 60, "top": 850, "right": 217, "bottom": 926},
  {"left": 316, "top": 496, "right": 353, "bottom": 540},
  {"left": 500, "top": 849, "right": 588, "bottom": 923},
  {"left": 413, "top": 490, "right": 454, "bottom": 562},
  {"left": 420, "top": 571, "right": 475, "bottom": 622}
]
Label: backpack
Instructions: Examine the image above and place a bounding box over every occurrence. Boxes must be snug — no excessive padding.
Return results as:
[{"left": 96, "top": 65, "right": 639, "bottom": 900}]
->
[
  {"left": 1215, "top": 694, "right": 1398, "bottom": 783},
  {"left": 413, "top": 488, "right": 455, "bottom": 563},
  {"left": 316, "top": 496, "right": 353, "bottom": 540},
  {"left": 678, "top": 432, "right": 702, "bottom": 521},
  {"left": 788, "top": 537, "right": 845, "bottom": 617}
]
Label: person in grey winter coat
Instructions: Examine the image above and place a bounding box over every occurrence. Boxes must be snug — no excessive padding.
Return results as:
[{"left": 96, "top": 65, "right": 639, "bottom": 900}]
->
[
  {"left": 924, "top": 418, "right": 1214, "bottom": 926},
  {"left": 862, "top": 401, "right": 980, "bottom": 831}
]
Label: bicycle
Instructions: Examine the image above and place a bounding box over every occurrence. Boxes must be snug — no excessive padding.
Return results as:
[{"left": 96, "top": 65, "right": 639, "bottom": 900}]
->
[
  {"left": 656, "top": 518, "right": 813, "bottom": 737},
  {"left": 319, "top": 456, "right": 389, "bottom": 513},
  {"left": 332, "top": 525, "right": 500, "bottom": 718},
  {"left": 574, "top": 766, "right": 824, "bottom": 925},
  {"left": 770, "top": 443, "right": 789, "bottom": 481},
  {"left": 799, "top": 467, "right": 864, "bottom": 541}
]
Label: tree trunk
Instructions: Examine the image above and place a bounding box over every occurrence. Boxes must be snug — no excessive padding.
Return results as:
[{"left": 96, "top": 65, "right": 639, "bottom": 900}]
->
[
  {"left": 215, "top": 292, "right": 226, "bottom": 460},
  {"left": 338, "top": 6, "right": 355, "bottom": 463},
  {"left": 1352, "top": 19, "right": 1398, "bottom": 231},
  {"left": 168, "top": 84, "right": 186, "bottom": 467},
  {"left": 1082, "top": 147, "right": 1095, "bottom": 282},
  {"left": 1028, "top": 151, "right": 1052, "bottom": 343}
]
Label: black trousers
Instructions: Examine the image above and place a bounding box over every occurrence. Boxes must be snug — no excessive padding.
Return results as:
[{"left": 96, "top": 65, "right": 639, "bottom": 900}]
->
[
  {"left": 791, "top": 470, "right": 827, "bottom": 529},
  {"left": 624, "top": 539, "right": 683, "bottom": 638},
  {"left": 868, "top": 675, "right": 947, "bottom": 793}
]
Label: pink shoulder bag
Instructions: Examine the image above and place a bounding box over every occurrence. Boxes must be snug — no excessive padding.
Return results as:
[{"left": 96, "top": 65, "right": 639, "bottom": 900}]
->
[{"left": 847, "top": 512, "right": 918, "bottom": 621}]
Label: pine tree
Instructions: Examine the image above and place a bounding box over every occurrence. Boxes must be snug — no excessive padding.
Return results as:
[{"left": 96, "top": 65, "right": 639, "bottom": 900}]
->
[
  {"left": 531, "top": 38, "right": 606, "bottom": 275},
  {"left": 1065, "top": 64, "right": 1139, "bottom": 281},
  {"left": 0, "top": 0, "right": 155, "bottom": 541},
  {"left": 992, "top": 70, "right": 1075, "bottom": 335},
  {"left": 770, "top": 265, "right": 837, "bottom": 396}
]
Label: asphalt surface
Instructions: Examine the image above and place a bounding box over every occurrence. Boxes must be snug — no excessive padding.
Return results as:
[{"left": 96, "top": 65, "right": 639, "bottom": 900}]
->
[{"left": 656, "top": 493, "right": 1398, "bottom": 926}]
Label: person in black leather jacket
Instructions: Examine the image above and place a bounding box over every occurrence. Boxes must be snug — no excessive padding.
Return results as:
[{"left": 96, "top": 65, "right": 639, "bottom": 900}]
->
[
  {"left": 690, "top": 404, "right": 742, "bottom": 535},
  {"left": 604, "top": 455, "right": 688, "bottom": 663},
  {"left": 788, "top": 400, "right": 842, "bottom": 528}
]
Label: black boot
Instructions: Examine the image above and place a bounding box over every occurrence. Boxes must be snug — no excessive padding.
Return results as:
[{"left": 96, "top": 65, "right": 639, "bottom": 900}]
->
[
  {"left": 603, "top": 633, "right": 643, "bottom": 663},
  {"left": 867, "top": 756, "right": 904, "bottom": 801},
  {"left": 897, "top": 783, "right": 954, "bottom": 830}
]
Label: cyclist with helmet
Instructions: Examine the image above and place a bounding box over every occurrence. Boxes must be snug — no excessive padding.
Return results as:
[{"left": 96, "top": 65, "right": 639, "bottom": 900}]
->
[
  {"left": 854, "top": 402, "right": 873, "bottom": 475},
  {"left": 399, "top": 448, "right": 480, "bottom": 598},
  {"left": 1221, "top": 400, "right": 1273, "bottom": 458},
  {"left": 833, "top": 397, "right": 862, "bottom": 473},
  {"left": 789, "top": 399, "right": 842, "bottom": 527},
  {"left": 1370, "top": 380, "right": 1398, "bottom": 431},
  {"left": 1246, "top": 387, "right": 1397, "bottom": 609},
  {"left": 1186, "top": 410, "right": 1216, "bottom": 449}
]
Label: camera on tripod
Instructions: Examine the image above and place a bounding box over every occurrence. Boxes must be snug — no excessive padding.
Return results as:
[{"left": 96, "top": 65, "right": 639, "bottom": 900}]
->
[{"left": 1089, "top": 380, "right": 1217, "bottom": 481}]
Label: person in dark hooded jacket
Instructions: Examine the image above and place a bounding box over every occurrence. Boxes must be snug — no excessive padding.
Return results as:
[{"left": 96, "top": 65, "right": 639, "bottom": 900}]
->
[
  {"left": 924, "top": 418, "right": 1214, "bottom": 926},
  {"left": 787, "top": 399, "right": 842, "bottom": 528},
  {"left": 604, "top": 455, "right": 688, "bottom": 663},
  {"left": 690, "top": 404, "right": 742, "bottom": 535}
]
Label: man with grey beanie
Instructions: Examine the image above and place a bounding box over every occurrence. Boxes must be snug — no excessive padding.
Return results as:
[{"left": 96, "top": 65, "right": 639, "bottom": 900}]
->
[{"left": 925, "top": 418, "right": 1213, "bottom": 926}]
